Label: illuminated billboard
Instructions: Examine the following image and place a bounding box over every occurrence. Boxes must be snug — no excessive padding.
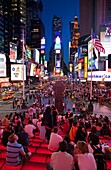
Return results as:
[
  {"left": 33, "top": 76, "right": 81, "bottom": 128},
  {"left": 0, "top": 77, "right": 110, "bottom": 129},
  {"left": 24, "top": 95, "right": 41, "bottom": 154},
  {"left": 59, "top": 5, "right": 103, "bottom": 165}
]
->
[
  {"left": 11, "top": 64, "right": 26, "bottom": 81},
  {"left": 33, "top": 49, "right": 40, "bottom": 63},
  {"left": 88, "top": 40, "right": 98, "bottom": 70},
  {"left": 69, "top": 63, "right": 73, "bottom": 72},
  {"left": 87, "top": 71, "right": 111, "bottom": 82},
  {"left": 84, "top": 56, "right": 88, "bottom": 78},
  {"left": 54, "top": 36, "right": 61, "bottom": 50},
  {"left": 30, "top": 63, "right": 40, "bottom": 77},
  {"left": 41, "top": 37, "right": 45, "bottom": 50},
  {"left": 10, "top": 42, "right": 17, "bottom": 62},
  {"left": 25, "top": 45, "right": 31, "bottom": 59},
  {"left": 0, "top": 54, "right": 6, "bottom": 77},
  {"left": 56, "top": 60, "right": 61, "bottom": 68},
  {"left": 55, "top": 68, "right": 61, "bottom": 74}
]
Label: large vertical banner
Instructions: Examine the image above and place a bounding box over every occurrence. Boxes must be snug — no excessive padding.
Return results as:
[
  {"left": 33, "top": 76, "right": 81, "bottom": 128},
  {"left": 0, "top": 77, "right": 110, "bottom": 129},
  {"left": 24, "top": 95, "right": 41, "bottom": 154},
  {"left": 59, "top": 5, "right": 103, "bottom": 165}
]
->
[
  {"left": 0, "top": 54, "right": 6, "bottom": 77},
  {"left": 10, "top": 42, "right": 17, "bottom": 62},
  {"left": 84, "top": 56, "right": 88, "bottom": 78},
  {"left": 88, "top": 40, "right": 98, "bottom": 70}
]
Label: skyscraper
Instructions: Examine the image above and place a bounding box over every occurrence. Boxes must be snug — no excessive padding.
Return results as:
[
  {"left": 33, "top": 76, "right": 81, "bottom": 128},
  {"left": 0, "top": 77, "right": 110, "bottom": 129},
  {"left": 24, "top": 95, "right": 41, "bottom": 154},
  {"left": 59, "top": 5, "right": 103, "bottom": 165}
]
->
[
  {"left": 0, "top": 1, "right": 4, "bottom": 53},
  {"left": 26, "top": 0, "right": 40, "bottom": 46},
  {"left": 52, "top": 15, "right": 62, "bottom": 45},
  {"left": 26, "top": 0, "right": 44, "bottom": 54},
  {"left": 3, "top": 0, "right": 26, "bottom": 59},
  {"left": 52, "top": 15, "right": 63, "bottom": 74}
]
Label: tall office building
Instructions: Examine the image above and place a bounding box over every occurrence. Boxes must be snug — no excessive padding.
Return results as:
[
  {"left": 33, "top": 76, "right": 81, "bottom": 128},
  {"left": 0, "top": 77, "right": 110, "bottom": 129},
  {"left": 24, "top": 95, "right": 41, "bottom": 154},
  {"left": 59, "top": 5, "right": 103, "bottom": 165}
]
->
[
  {"left": 52, "top": 15, "right": 62, "bottom": 45},
  {"left": 80, "top": 0, "right": 111, "bottom": 36},
  {"left": 31, "top": 18, "right": 45, "bottom": 49},
  {"left": 0, "top": 1, "right": 4, "bottom": 53},
  {"left": 26, "top": 0, "right": 44, "bottom": 52},
  {"left": 3, "top": 0, "right": 26, "bottom": 59},
  {"left": 52, "top": 15, "right": 63, "bottom": 75},
  {"left": 26, "top": 0, "right": 40, "bottom": 46}
]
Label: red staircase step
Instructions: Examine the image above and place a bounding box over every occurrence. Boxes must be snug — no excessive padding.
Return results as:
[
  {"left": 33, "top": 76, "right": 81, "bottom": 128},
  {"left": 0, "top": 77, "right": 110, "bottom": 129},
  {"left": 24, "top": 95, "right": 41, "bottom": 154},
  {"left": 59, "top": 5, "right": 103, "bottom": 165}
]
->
[
  {"left": 29, "top": 153, "right": 47, "bottom": 163},
  {"left": 0, "top": 150, "right": 6, "bottom": 159},
  {"left": 46, "top": 155, "right": 51, "bottom": 163},
  {"left": 33, "top": 138, "right": 43, "bottom": 143},
  {"left": 28, "top": 146, "right": 37, "bottom": 153},
  {"left": 1, "top": 163, "right": 22, "bottom": 170},
  {"left": 36, "top": 147, "right": 52, "bottom": 155},
  {"left": 40, "top": 143, "right": 48, "bottom": 148},
  {"left": 30, "top": 141, "right": 41, "bottom": 147},
  {"left": 0, "top": 144, "right": 6, "bottom": 151},
  {"left": 0, "top": 159, "right": 5, "bottom": 168},
  {"left": 21, "top": 162, "right": 47, "bottom": 170}
]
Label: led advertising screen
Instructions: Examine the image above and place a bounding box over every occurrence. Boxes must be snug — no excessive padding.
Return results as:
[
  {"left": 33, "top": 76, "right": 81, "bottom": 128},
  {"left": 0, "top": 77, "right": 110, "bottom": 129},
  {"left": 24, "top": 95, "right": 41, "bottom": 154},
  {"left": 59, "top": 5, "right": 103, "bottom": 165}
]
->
[
  {"left": 11, "top": 64, "right": 26, "bottom": 81},
  {"left": 33, "top": 49, "right": 40, "bottom": 63},
  {"left": 41, "top": 37, "right": 45, "bottom": 50},
  {"left": 30, "top": 63, "right": 40, "bottom": 76},
  {"left": 78, "top": 45, "right": 88, "bottom": 58},
  {"left": 0, "top": 54, "right": 6, "bottom": 77},
  {"left": 84, "top": 56, "right": 88, "bottom": 78},
  {"left": 54, "top": 36, "right": 61, "bottom": 50},
  {"left": 25, "top": 45, "right": 31, "bottom": 59},
  {"left": 56, "top": 60, "right": 61, "bottom": 68},
  {"left": 10, "top": 42, "right": 17, "bottom": 62},
  {"left": 88, "top": 40, "right": 98, "bottom": 70},
  {"left": 87, "top": 71, "right": 111, "bottom": 82},
  {"left": 55, "top": 68, "right": 61, "bottom": 74}
]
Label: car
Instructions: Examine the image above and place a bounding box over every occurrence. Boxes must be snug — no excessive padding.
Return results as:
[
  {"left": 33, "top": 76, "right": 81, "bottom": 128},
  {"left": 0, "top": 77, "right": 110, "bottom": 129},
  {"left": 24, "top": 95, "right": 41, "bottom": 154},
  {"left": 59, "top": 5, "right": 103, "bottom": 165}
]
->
[
  {"left": 2, "top": 95, "right": 13, "bottom": 101},
  {"left": 6, "top": 91, "right": 14, "bottom": 95}
]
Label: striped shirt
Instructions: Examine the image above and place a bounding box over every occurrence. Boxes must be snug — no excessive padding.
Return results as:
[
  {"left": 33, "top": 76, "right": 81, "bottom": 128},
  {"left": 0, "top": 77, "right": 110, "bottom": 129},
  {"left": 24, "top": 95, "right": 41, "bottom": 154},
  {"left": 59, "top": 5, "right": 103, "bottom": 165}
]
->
[{"left": 6, "top": 141, "right": 24, "bottom": 166}]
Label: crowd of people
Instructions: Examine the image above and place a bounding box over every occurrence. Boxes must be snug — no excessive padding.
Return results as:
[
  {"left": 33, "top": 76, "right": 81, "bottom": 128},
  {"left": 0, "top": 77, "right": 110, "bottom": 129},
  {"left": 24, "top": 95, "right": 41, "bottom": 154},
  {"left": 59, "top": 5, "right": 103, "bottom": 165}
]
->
[{"left": 0, "top": 80, "right": 111, "bottom": 170}]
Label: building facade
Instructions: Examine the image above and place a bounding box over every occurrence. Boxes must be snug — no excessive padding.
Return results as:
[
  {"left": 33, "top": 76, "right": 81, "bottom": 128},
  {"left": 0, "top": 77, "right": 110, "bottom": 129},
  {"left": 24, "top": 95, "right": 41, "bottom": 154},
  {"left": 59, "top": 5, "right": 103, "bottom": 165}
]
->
[
  {"left": 80, "top": 0, "right": 111, "bottom": 36},
  {"left": 0, "top": 1, "right": 4, "bottom": 54}
]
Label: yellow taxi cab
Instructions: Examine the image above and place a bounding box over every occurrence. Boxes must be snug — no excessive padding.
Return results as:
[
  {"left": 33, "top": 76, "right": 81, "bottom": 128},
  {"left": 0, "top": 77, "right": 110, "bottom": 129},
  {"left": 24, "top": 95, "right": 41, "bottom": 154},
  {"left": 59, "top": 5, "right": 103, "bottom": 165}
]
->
[
  {"left": 5, "top": 91, "right": 14, "bottom": 95},
  {"left": 2, "top": 94, "right": 13, "bottom": 101}
]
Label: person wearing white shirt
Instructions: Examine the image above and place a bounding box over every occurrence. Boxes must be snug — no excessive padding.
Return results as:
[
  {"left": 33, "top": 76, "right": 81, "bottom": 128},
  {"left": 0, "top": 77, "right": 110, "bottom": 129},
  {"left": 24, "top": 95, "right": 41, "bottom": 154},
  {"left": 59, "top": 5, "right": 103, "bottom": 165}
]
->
[
  {"left": 47, "top": 140, "right": 74, "bottom": 170},
  {"left": 75, "top": 141, "right": 97, "bottom": 170},
  {"left": 24, "top": 120, "right": 36, "bottom": 138},
  {"left": 48, "top": 127, "right": 63, "bottom": 152}
]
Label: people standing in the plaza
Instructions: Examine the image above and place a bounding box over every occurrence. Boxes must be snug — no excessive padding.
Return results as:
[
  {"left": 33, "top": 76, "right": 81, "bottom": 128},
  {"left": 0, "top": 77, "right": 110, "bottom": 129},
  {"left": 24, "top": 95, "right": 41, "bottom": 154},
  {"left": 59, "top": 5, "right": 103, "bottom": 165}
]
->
[
  {"left": 17, "top": 100, "right": 21, "bottom": 109},
  {"left": 43, "top": 106, "right": 53, "bottom": 142},
  {"left": 51, "top": 105, "right": 58, "bottom": 127},
  {"left": 88, "top": 100, "right": 93, "bottom": 114},
  {"left": 72, "top": 102, "right": 75, "bottom": 113},
  {"left": 66, "top": 109, "right": 74, "bottom": 128}
]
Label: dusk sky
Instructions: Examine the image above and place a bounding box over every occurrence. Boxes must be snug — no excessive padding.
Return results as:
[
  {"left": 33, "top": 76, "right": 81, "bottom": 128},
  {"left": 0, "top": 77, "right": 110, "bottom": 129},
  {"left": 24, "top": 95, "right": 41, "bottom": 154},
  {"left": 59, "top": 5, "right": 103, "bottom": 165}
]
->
[{"left": 41, "top": 0, "right": 80, "bottom": 66}]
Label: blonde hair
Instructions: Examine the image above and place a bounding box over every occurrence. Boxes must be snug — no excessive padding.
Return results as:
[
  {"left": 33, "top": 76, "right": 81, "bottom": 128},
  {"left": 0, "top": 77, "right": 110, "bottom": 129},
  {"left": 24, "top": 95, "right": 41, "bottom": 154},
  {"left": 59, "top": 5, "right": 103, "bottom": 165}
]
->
[
  {"left": 8, "top": 134, "right": 18, "bottom": 143},
  {"left": 76, "top": 141, "right": 89, "bottom": 154}
]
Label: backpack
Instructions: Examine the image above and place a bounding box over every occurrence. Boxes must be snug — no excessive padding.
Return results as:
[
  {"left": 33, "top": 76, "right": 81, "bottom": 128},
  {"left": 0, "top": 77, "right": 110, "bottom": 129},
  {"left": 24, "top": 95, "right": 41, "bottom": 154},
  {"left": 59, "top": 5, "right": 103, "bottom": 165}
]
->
[{"left": 91, "top": 144, "right": 106, "bottom": 170}]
